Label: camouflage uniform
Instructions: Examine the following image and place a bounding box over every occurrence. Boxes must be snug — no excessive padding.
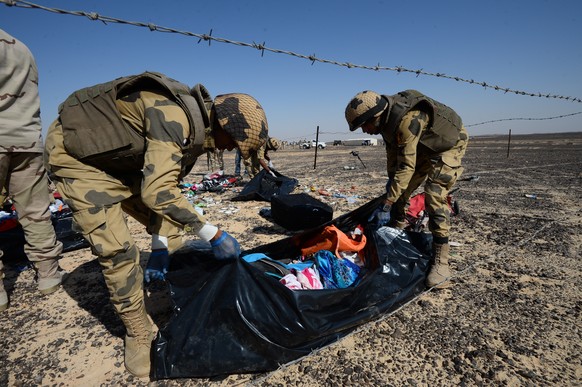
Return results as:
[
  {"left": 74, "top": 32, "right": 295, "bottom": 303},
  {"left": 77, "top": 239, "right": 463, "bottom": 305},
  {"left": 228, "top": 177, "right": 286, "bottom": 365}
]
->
[
  {"left": 46, "top": 86, "right": 214, "bottom": 317},
  {"left": 203, "top": 127, "right": 224, "bottom": 171},
  {"left": 0, "top": 29, "right": 63, "bottom": 297},
  {"left": 244, "top": 143, "right": 266, "bottom": 177},
  {"left": 45, "top": 74, "right": 269, "bottom": 375},
  {"left": 346, "top": 89, "right": 466, "bottom": 289},
  {"left": 244, "top": 138, "right": 278, "bottom": 178},
  {"left": 380, "top": 92, "right": 468, "bottom": 242}
]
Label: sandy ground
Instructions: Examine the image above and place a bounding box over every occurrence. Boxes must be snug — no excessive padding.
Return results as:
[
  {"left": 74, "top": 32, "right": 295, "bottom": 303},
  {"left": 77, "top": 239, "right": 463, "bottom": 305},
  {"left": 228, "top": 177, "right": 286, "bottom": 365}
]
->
[{"left": 1, "top": 132, "right": 581, "bottom": 386}]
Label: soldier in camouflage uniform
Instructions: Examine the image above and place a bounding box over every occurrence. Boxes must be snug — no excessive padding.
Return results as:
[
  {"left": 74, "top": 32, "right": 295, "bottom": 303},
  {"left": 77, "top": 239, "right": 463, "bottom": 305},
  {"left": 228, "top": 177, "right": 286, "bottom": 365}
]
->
[
  {"left": 0, "top": 29, "right": 64, "bottom": 312},
  {"left": 244, "top": 136, "right": 280, "bottom": 178},
  {"left": 203, "top": 127, "right": 225, "bottom": 172},
  {"left": 345, "top": 90, "right": 468, "bottom": 289},
  {"left": 44, "top": 72, "right": 268, "bottom": 378}
]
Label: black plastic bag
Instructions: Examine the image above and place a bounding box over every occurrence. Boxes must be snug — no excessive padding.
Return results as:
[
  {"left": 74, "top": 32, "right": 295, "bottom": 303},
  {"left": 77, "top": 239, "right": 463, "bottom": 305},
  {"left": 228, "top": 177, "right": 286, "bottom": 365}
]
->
[
  {"left": 231, "top": 169, "right": 298, "bottom": 202},
  {"left": 152, "top": 196, "right": 431, "bottom": 379}
]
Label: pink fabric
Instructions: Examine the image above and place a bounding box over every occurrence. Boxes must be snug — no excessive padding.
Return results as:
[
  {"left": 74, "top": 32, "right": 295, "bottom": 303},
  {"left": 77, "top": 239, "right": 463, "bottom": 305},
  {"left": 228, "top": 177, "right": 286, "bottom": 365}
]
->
[{"left": 296, "top": 267, "right": 323, "bottom": 290}]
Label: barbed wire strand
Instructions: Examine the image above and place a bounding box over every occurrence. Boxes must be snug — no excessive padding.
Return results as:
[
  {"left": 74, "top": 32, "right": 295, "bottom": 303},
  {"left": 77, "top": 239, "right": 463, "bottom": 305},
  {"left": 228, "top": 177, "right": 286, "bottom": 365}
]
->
[
  {"left": 466, "top": 110, "right": 582, "bottom": 127},
  {"left": 2, "top": 0, "right": 582, "bottom": 105}
]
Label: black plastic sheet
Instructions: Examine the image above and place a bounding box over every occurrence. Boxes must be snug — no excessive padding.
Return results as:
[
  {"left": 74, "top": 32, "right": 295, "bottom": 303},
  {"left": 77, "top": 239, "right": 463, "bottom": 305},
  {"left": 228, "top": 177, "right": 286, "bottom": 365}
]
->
[
  {"left": 231, "top": 169, "right": 299, "bottom": 202},
  {"left": 153, "top": 196, "right": 431, "bottom": 379}
]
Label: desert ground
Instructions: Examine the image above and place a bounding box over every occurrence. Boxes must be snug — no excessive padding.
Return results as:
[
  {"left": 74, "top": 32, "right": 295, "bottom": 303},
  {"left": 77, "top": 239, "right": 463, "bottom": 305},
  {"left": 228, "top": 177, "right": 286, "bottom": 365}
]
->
[{"left": 1, "top": 132, "right": 581, "bottom": 386}]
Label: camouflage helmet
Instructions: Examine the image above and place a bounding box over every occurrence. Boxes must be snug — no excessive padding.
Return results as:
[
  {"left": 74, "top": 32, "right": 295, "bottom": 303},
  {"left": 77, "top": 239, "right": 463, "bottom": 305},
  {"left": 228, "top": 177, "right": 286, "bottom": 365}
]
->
[
  {"left": 267, "top": 137, "right": 280, "bottom": 151},
  {"left": 345, "top": 90, "right": 388, "bottom": 131},
  {"left": 212, "top": 93, "right": 268, "bottom": 159}
]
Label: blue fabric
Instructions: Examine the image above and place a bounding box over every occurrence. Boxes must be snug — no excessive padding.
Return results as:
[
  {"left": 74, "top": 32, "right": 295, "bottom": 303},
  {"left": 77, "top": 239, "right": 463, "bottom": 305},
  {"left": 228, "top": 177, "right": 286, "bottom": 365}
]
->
[
  {"left": 314, "top": 250, "right": 361, "bottom": 289},
  {"left": 242, "top": 253, "right": 313, "bottom": 271},
  {"left": 241, "top": 253, "right": 270, "bottom": 263}
]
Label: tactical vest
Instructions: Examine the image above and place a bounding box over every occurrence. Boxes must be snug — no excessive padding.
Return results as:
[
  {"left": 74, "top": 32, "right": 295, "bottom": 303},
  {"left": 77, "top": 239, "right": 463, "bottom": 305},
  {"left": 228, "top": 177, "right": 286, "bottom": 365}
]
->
[
  {"left": 58, "top": 72, "right": 210, "bottom": 173},
  {"left": 382, "top": 90, "right": 463, "bottom": 153}
]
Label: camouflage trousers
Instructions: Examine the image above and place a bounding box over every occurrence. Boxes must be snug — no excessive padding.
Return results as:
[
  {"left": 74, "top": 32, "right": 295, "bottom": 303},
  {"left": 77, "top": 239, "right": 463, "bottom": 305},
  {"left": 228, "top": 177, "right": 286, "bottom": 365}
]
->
[
  {"left": 45, "top": 120, "right": 183, "bottom": 315},
  {"left": 205, "top": 149, "right": 224, "bottom": 172},
  {"left": 0, "top": 152, "right": 63, "bottom": 276},
  {"left": 391, "top": 126, "right": 469, "bottom": 241},
  {"left": 244, "top": 153, "right": 261, "bottom": 178}
]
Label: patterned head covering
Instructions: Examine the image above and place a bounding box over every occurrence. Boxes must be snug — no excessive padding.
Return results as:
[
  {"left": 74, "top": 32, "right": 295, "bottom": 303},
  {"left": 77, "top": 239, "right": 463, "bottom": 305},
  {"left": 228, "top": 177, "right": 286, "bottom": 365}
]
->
[
  {"left": 345, "top": 90, "right": 388, "bottom": 131},
  {"left": 212, "top": 93, "right": 268, "bottom": 159}
]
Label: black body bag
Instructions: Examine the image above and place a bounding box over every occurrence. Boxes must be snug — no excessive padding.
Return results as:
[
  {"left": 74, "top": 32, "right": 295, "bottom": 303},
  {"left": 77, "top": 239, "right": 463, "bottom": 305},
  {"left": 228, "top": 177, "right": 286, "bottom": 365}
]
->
[{"left": 152, "top": 195, "right": 431, "bottom": 379}]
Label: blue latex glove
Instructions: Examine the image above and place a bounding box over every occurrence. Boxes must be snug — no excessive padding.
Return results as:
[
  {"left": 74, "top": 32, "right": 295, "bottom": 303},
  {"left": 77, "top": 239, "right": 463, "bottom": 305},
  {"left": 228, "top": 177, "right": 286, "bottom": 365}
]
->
[
  {"left": 145, "top": 249, "right": 171, "bottom": 283},
  {"left": 210, "top": 231, "right": 241, "bottom": 260},
  {"left": 368, "top": 204, "right": 391, "bottom": 227}
]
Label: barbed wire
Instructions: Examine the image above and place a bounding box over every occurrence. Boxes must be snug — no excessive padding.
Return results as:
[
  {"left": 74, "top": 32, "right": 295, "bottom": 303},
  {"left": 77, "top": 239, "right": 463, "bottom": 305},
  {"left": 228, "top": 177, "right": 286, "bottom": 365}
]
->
[
  {"left": 279, "top": 112, "right": 582, "bottom": 142},
  {"left": 2, "top": 0, "right": 582, "bottom": 104},
  {"left": 465, "top": 110, "right": 582, "bottom": 127}
]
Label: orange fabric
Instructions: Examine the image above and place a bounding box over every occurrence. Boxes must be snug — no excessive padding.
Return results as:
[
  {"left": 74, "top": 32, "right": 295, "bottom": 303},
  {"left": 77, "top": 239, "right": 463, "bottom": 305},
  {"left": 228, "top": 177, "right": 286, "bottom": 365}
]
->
[{"left": 300, "top": 224, "right": 366, "bottom": 259}]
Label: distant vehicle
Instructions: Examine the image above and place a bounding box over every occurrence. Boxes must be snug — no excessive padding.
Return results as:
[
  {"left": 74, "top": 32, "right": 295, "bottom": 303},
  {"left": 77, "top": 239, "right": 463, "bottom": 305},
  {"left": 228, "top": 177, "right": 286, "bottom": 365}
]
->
[
  {"left": 333, "top": 140, "right": 343, "bottom": 146},
  {"left": 311, "top": 140, "right": 326, "bottom": 149},
  {"left": 361, "top": 139, "right": 379, "bottom": 146},
  {"left": 301, "top": 140, "right": 327, "bottom": 149}
]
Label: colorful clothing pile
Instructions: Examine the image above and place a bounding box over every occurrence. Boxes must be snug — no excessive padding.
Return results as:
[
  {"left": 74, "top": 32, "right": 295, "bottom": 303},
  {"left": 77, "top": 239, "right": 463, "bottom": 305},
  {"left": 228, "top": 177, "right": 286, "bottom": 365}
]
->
[
  {"left": 179, "top": 171, "right": 239, "bottom": 194},
  {"left": 242, "top": 224, "right": 367, "bottom": 291}
]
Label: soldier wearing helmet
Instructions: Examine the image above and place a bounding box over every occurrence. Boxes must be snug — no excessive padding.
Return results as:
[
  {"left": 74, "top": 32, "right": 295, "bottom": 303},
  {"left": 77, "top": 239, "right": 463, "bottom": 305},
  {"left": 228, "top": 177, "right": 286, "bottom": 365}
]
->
[
  {"left": 345, "top": 89, "right": 469, "bottom": 290},
  {"left": 44, "top": 72, "right": 268, "bottom": 378}
]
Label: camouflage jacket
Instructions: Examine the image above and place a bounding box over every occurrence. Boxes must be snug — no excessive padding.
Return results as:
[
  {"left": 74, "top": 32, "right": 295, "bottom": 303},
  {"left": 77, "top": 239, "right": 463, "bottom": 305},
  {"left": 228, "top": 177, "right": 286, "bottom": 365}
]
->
[
  {"left": 380, "top": 89, "right": 463, "bottom": 153},
  {"left": 380, "top": 90, "right": 465, "bottom": 203},
  {"left": 0, "top": 29, "right": 44, "bottom": 153},
  {"left": 58, "top": 72, "right": 210, "bottom": 175}
]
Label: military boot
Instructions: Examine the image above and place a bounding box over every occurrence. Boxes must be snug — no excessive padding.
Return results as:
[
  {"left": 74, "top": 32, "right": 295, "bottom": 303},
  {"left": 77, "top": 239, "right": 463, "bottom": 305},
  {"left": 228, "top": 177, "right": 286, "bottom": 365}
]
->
[
  {"left": 0, "top": 273, "right": 8, "bottom": 312},
  {"left": 426, "top": 242, "right": 452, "bottom": 289},
  {"left": 35, "top": 259, "right": 64, "bottom": 295},
  {"left": 119, "top": 303, "right": 155, "bottom": 378},
  {"left": 0, "top": 252, "right": 6, "bottom": 312}
]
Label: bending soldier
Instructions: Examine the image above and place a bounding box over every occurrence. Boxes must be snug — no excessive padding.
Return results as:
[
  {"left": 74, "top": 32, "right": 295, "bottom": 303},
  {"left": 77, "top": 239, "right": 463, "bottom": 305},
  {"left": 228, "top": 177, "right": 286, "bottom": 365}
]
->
[
  {"left": 244, "top": 136, "right": 280, "bottom": 178},
  {"left": 345, "top": 89, "right": 468, "bottom": 289},
  {"left": 44, "top": 72, "right": 269, "bottom": 377}
]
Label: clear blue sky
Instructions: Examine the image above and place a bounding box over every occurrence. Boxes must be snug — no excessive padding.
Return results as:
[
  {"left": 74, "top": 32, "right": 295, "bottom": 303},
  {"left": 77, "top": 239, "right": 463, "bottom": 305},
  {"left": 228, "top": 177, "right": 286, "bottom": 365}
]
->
[{"left": 2, "top": 0, "right": 581, "bottom": 143}]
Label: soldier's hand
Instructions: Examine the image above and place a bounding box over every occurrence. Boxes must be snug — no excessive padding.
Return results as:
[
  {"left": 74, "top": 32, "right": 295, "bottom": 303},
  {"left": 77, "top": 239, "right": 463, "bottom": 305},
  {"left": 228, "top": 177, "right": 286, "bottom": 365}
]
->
[
  {"left": 210, "top": 231, "right": 241, "bottom": 260},
  {"left": 145, "top": 249, "right": 171, "bottom": 283},
  {"left": 368, "top": 204, "right": 391, "bottom": 227}
]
